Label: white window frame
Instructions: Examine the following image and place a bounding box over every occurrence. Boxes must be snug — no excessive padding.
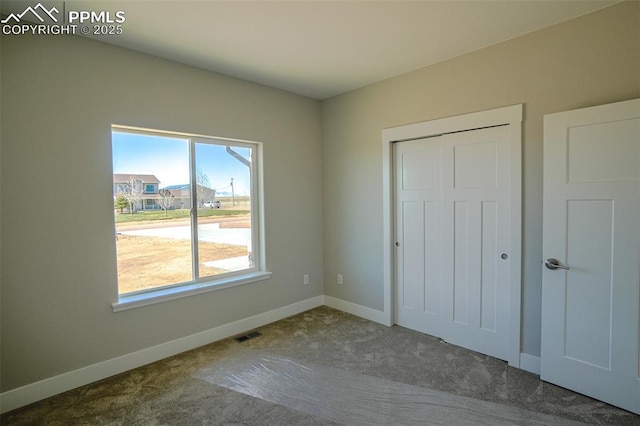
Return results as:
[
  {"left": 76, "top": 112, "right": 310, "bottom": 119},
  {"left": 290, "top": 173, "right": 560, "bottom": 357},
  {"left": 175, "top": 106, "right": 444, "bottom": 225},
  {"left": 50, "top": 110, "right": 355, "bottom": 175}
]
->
[{"left": 112, "top": 126, "right": 270, "bottom": 312}]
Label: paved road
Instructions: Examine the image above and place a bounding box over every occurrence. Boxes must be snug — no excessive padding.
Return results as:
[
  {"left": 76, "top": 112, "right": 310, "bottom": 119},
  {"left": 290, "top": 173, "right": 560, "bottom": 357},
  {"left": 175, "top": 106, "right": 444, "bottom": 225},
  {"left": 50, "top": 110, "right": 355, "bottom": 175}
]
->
[
  {"left": 119, "top": 222, "right": 250, "bottom": 247},
  {"left": 116, "top": 215, "right": 248, "bottom": 232}
]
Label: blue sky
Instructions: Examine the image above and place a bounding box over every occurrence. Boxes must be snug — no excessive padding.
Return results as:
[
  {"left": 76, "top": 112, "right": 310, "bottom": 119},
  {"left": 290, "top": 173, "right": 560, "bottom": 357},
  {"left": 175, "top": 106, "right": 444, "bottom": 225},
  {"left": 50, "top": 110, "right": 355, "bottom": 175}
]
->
[{"left": 112, "top": 131, "right": 251, "bottom": 195}]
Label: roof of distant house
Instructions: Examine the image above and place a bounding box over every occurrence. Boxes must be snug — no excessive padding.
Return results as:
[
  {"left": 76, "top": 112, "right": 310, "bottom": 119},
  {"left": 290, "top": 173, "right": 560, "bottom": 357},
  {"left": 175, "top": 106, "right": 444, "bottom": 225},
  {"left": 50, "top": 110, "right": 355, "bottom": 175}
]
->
[
  {"left": 113, "top": 174, "right": 160, "bottom": 183},
  {"left": 162, "top": 183, "right": 190, "bottom": 190},
  {"left": 161, "top": 184, "right": 215, "bottom": 192}
]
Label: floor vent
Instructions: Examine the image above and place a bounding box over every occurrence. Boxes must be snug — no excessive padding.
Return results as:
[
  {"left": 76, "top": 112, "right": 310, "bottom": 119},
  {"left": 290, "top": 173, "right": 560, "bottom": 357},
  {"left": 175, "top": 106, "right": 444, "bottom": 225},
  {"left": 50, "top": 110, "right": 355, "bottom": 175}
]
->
[{"left": 235, "top": 331, "right": 262, "bottom": 343}]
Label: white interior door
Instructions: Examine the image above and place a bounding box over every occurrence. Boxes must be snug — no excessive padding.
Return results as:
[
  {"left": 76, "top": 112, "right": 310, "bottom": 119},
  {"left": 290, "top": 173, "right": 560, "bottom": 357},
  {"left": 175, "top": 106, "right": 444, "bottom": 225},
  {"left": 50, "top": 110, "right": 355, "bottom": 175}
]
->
[
  {"left": 394, "top": 136, "right": 443, "bottom": 337},
  {"left": 395, "top": 125, "right": 512, "bottom": 361},
  {"left": 541, "top": 98, "right": 640, "bottom": 414},
  {"left": 440, "top": 126, "right": 511, "bottom": 360}
]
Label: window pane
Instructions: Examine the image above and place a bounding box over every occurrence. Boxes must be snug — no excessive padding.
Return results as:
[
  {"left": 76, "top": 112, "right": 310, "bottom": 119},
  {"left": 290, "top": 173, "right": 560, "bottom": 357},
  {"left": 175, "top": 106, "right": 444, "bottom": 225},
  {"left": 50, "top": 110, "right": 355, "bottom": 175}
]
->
[
  {"left": 112, "top": 131, "right": 192, "bottom": 294},
  {"left": 195, "top": 143, "right": 254, "bottom": 278},
  {"left": 111, "top": 127, "right": 263, "bottom": 298}
]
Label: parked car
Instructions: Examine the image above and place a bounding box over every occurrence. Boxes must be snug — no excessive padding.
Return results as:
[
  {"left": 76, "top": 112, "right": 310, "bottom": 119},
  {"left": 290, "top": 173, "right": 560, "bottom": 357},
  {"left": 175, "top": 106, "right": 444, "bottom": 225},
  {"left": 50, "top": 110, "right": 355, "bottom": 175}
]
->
[{"left": 203, "top": 200, "right": 221, "bottom": 209}]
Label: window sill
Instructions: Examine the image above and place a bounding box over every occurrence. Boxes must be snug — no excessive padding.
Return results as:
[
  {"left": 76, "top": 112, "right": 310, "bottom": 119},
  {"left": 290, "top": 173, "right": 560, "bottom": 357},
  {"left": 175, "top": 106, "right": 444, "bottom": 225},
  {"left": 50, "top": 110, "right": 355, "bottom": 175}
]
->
[{"left": 112, "top": 271, "right": 272, "bottom": 312}]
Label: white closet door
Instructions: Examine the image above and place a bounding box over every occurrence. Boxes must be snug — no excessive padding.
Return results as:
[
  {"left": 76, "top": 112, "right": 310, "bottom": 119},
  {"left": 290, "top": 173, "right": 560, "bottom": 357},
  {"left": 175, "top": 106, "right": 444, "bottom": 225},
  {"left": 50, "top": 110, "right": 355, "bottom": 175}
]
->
[
  {"left": 394, "top": 136, "right": 443, "bottom": 337},
  {"left": 395, "top": 125, "right": 512, "bottom": 361},
  {"left": 440, "top": 125, "right": 511, "bottom": 360}
]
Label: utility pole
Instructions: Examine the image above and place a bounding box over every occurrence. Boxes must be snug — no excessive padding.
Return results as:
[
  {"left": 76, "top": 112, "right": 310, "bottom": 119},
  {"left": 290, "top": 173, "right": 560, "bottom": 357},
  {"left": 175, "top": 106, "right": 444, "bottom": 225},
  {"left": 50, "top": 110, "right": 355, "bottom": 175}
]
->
[{"left": 230, "top": 177, "right": 235, "bottom": 206}]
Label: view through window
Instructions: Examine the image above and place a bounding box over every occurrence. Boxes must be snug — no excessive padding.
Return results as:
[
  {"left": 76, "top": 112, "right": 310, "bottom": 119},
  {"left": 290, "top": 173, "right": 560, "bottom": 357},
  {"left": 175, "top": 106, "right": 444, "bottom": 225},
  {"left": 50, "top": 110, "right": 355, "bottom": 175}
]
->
[{"left": 112, "top": 127, "right": 258, "bottom": 295}]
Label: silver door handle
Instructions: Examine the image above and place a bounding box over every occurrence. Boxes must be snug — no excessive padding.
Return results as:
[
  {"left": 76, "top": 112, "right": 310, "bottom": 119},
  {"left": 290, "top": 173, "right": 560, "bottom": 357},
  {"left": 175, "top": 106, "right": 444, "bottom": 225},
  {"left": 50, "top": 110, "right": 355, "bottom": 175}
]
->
[{"left": 545, "top": 258, "right": 570, "bottom": 270}]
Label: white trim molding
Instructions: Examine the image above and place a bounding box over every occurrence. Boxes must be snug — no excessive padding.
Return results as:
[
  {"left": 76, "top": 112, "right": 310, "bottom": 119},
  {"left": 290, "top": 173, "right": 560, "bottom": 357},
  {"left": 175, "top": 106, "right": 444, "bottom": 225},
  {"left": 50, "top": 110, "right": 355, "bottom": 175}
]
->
[
  {"left": 381, "top": 104, "right": 523, "bottom": 368},
  {"left": 113, "top": 272, "right": 272, "bottom": 312},
  {"left": 0, "top": 296, "right": 324, "bottom": 414},
  {"left": 1, "top": 291, "right": 535, "bottom": 414},
  {"left": 323, "top": 295, "right": 387, "bottom": 325}
]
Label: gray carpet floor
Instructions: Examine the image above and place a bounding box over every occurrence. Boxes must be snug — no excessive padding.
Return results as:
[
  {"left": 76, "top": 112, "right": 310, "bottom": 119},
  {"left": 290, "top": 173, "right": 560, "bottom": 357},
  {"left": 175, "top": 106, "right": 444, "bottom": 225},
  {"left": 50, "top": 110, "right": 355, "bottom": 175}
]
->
[{"left": 2, "top": 306, "right": 639, "bottom": 425}]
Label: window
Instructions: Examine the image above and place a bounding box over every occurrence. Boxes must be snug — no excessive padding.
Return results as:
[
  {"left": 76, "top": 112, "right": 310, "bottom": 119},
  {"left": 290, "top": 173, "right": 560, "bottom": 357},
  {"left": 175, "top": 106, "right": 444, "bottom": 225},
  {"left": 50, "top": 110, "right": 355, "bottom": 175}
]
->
[{"left": 111, "top": 126, "right": 268, "bottom": 310}]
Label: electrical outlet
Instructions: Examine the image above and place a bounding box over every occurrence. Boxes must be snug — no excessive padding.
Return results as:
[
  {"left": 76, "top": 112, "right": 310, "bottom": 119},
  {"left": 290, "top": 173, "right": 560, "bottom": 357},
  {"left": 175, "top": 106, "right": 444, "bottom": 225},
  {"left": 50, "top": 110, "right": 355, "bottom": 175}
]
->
[
  {"left": 337, "top": 274, "right": 343, "bottom": 285},
  {"left": 303, "top": 274, "right": 310, "bottom": 285}
]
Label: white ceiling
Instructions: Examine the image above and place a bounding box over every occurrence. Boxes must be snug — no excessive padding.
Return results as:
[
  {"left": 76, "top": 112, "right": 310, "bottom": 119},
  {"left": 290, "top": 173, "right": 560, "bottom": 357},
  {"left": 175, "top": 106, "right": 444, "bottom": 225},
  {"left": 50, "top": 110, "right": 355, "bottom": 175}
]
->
[{"left": 1, "top": 1, "right": 620, "bottom": 99}]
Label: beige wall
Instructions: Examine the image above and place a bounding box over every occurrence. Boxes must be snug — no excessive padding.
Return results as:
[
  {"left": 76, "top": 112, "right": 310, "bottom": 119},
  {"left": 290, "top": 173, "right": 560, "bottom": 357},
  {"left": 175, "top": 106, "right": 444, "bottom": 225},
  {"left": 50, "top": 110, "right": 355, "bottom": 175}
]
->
[
  {"left": 0, "top": 33, "right": 323, "bottom": 392},
  {"left": 321, "top": 1, "right": 640, "bottom": 356}
]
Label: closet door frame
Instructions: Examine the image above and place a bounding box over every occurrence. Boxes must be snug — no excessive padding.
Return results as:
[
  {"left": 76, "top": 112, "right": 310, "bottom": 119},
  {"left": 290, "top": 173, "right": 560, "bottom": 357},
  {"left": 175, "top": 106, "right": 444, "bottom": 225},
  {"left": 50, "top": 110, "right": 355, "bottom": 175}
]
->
[{"left": 381, "top": 104, "right": 523, "bottom": 368}]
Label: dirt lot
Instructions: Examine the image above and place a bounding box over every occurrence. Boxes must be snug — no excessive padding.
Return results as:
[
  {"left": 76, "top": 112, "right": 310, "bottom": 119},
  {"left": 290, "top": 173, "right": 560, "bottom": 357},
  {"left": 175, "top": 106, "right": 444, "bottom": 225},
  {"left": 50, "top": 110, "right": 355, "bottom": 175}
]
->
[{"left": 116, "top": 234, "right": 248, "bottom": 294}]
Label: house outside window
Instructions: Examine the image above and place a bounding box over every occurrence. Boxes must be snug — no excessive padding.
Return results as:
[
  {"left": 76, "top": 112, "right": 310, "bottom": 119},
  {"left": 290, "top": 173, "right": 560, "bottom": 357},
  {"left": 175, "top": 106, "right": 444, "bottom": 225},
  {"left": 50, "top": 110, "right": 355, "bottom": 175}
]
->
[
  {"left": 111, "top": 126, "right": 269, "bottom": 309},
  {"left": 113, "top": 174, "right": 162, "bottom": 212}
]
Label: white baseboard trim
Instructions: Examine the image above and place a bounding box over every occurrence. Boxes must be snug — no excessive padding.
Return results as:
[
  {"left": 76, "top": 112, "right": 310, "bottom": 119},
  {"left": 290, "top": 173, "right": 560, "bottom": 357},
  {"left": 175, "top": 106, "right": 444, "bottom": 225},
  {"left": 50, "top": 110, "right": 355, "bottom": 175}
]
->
[
  {"left": 322, "top": 295, "right": 387, "bottom": 325},
  {"left": 0, "top": 295, "right": 324, "bottom": 414},
  {"left": 519, "top": 353, "right": 541, "bottom": 375}
]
